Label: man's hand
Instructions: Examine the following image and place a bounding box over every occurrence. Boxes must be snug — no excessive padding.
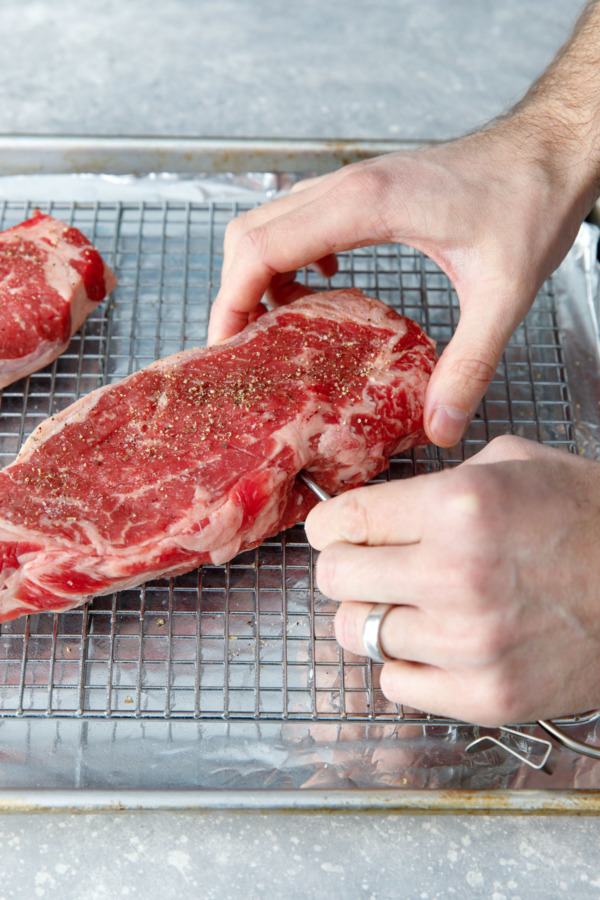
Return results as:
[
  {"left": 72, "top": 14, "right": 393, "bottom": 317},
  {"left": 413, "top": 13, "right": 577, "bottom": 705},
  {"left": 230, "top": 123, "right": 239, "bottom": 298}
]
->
[
  {"left": 209, "top": 1, "right": 600, "bottom": 447},
  {"left": 304, "top": 436, "right": 600, "bottom": 726},
  {"left": 208, "top": 126, "right": 589, "bottom": 447}
]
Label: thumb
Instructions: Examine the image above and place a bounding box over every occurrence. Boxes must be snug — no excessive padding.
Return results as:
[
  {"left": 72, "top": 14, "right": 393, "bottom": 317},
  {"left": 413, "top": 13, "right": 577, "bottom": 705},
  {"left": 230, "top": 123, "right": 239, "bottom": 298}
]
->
[{"left": 423, "top": 297, "right": 518, "bottom": 447}]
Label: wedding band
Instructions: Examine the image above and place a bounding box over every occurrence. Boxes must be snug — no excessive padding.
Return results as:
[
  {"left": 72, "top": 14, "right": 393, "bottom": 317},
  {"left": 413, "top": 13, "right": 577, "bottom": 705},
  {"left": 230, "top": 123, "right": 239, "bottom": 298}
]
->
[{"left": 362, "top": 603, "right": 394, "bottom": 664}]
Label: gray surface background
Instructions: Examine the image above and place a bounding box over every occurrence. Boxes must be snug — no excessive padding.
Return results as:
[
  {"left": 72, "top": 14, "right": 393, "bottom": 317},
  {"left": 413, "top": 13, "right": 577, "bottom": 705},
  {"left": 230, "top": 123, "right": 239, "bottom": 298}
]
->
[
  {"left": 0, "top": 0, "right": 584, "bottom": 141},
  {"left": 0, "top": 1, "right": 597, "bottom": 898},
  {"left": 1, "top": 811, "right": 600, "bottom": 900}
]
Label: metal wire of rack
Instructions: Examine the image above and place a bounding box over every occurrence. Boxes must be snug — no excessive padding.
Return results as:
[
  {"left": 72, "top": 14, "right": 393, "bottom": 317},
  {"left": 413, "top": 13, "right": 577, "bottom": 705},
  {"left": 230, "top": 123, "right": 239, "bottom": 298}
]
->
[{"left": 0, "top": 199, "right": 577, "bottom": 728}]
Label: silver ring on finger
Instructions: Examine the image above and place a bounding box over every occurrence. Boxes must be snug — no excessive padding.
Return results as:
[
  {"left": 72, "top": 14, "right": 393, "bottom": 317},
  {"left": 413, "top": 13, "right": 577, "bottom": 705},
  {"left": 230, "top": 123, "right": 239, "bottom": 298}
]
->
[{"left": 362, "top": 603, "right": 395, "bottom": 664}]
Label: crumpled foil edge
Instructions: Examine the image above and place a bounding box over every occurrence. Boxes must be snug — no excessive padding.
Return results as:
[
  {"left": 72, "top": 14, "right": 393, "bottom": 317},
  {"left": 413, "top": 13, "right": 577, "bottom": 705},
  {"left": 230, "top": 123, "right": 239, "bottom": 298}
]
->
[{"left": 554, "top": 222, "right": 600, "bottom": 459}]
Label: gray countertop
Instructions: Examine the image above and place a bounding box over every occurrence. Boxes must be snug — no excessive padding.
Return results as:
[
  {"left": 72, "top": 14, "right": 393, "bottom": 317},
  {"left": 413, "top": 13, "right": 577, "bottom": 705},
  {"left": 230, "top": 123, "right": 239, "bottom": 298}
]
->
[
  {"left": 0, "top": 0, "right": 583, "bottom": 142},
  {"left": 0, "top": 1, "right": 596, "bottom": 897},
  {"left": 1, "top": 809, "right": 600, "bottom": 899}
]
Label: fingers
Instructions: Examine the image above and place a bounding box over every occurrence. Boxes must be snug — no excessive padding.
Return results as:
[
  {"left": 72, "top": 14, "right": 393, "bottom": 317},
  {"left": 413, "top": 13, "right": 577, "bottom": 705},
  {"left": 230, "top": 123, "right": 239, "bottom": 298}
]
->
[
  {"left": 208, "top": 165, "right": 400, "bottom": 345},
  {"left": 208, "top": 198, "right": 349, "bottom": 344},
  {"left": 423, "top": 292, "right": 525, "bottom": 447},
  {"left": 215, "top": 170, "right": 343, "bottom": 299},
  {"left": 305, "top": 475, "right": 438, "bottom": 551},
  {"left": 334, "top": 602, "right": 477, "bottom": 721},
  {"left": 305, "top": 465, "right": 491, "bottom": 554},
  {"left": 209, "top": 180, "right": 339, "bottom": 345},
  {"left": 263, "top": 270, "right": 316, "bottom": 309},
  {"left": 290, "top": 175, "right": 328, "bottom": 193},
  {"left": 379, "top": 654, "right": 536, "bottom": 726},
  {"left": 334, "top": 601, "right": 441, "bottom": 667},
  {"left": 379, "top": 660, "right": 462, "bottom": 724},
  {"left": 316, "top": 543, "right": 435, "bottom": 607},
  {"left": 334, "top": 602, "right": 512, "bottom": 725},
  {"left": 219, "top": 175, "right": 338, "bottom": 282},
  {"left": 309, "top": 253, "right": 339, "bottom": 279},
  {"left": 262, "top": 252, "right": 339, "bottom": 309}
]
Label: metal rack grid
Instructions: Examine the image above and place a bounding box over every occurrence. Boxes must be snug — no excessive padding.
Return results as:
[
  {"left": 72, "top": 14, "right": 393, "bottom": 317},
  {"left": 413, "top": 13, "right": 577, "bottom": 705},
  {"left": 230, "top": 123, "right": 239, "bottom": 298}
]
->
[{"left": 0, "top": 200, "right": 576, "bottom": 724}]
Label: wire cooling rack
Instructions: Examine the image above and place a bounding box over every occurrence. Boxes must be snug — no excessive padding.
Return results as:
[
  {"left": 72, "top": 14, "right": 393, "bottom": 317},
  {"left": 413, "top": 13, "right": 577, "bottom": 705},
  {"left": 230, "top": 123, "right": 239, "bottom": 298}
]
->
[{"left": 0, "top": 200, "right": 576, "bottom": 724}]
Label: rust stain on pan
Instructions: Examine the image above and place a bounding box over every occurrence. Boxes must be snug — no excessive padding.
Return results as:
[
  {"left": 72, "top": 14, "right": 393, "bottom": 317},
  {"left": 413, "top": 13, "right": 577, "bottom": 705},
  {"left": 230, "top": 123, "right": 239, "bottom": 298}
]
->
[
  {"left": 0, "top": 135, "right": 433, "bottom": 177},
  {"left": 0, "top": 790, "right": 599, "bottom": 814}
]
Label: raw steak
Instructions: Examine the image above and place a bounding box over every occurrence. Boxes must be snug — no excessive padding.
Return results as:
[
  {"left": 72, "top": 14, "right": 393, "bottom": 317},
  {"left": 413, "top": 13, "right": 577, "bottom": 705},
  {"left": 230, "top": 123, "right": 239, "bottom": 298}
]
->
[
  {"left": 0, "top": 289, "right": 436, "bottom": 622},
  {"left": 0, "top": 211, "right": 117, "bottom": 389}
]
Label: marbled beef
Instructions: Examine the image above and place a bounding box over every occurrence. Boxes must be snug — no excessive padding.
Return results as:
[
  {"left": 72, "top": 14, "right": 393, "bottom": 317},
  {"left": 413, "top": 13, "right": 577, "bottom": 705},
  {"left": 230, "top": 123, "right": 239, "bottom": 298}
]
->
[
  {"left": 0, "top": 212, "right": 117, "bottom": 389},
  {"left": 0, "top": 289, "right": 436, "bottom": 622}
]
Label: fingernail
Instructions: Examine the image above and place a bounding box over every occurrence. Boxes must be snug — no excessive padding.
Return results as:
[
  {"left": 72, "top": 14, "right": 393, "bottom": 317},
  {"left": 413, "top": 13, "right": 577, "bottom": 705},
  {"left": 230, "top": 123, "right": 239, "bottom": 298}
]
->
[{"left": 429, "top": 406, "right": 469, "bottom": 447}]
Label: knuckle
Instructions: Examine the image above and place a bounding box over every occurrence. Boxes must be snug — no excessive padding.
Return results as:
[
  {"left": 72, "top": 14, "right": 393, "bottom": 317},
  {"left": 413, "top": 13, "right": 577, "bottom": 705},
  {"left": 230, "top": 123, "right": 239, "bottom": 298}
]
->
[
  {"left": 483, "top": 433, "right": 538, "bottom": 462},
  {"left": 439, "top": 476, "right": 510, "bottom": 608},
  {"left": 342, "top": 163, "right": 403, "bottom": 238},
  {"left": 336, "top": 492, "right": 369, "bottom": 544},
  {"left": 465, "top": 617, "right": 511, "bottom": 665},
  {"left": 291, "top": 175, "right": 319, "bottom": 193},
  {"left": 486, "top": 433, "right": 523, "bottom": 454},
  {"left": 447, "top": 466, "right": 505, "bottom": 522},
  {"left": 446, "top": 354, "right": 497, "bottom": 389},
  {"left": 438, "top": 470, "right": 496, "bottom": 538},
  {"left": 344, "top": 161, "right": 390, "bottom": 196},
  {"left": 223, "top": 215, "right": 248, "bottom": 252},
  {"left": 476, "top": 673, "right": 524, "bottom": 726},
  {"left": 447, "top": 551, "right": 506, "bottom": 614},
  {"left": 455, "top": 554, "right": 495, "bottom": 602},
  {"left": 450, "top": 669, "right": 523, "bottom": 727},
  {"left": 237, "top": 224, "right": 272, "bottom": 264},
  {"left": 338, "top": 160, "right": 413, "bottom": 242}
]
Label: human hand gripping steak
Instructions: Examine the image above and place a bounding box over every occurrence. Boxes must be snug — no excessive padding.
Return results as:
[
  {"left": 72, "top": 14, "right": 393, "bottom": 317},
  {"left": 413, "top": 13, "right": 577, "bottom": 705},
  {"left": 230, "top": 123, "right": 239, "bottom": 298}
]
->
[
  {"left": 0, "top": 289, "right": 436, "bottom": 622},
  {"left": 0, "top": 211, "right": 117, "bottom": 389}
]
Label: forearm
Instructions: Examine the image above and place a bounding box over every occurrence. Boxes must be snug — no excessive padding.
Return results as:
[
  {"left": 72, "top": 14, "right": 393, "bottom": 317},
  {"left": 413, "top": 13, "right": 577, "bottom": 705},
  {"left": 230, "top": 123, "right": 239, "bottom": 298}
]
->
[{"left": 501, "top": 1, "right": 600, "bottom": 217}]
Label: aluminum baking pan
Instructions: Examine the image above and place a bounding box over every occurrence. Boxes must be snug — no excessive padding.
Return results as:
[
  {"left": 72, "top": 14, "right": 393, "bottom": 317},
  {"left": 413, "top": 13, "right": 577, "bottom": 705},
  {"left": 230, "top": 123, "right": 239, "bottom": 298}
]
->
[
  {"left": 0, "top": 135, "right": 427, "bottom": 177},
  {"left": 1, "top": 788, "right": 600, "bottom": 814},
  {"left": 0, "top": 178, "right": 598, "bottom": 810}
]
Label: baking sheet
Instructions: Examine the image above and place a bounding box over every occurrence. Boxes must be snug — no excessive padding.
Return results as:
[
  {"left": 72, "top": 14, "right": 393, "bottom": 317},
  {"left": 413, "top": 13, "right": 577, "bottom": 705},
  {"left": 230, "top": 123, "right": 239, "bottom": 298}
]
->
[{"left": 0, "top": 176, "right": 598, "bottom": 799}]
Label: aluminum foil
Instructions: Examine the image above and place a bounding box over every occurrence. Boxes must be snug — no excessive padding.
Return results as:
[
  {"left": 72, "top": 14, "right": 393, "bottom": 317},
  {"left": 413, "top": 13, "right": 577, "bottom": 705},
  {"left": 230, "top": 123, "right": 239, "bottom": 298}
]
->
[
  {"left": 553, "top": 222, "right": 600, "bottom": 459},
  {"left": 0, "top": 172, "right": 295, "bottom": 203},
  {"left": 0, "top": 717, "right": 600, "bottom": 794}
]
